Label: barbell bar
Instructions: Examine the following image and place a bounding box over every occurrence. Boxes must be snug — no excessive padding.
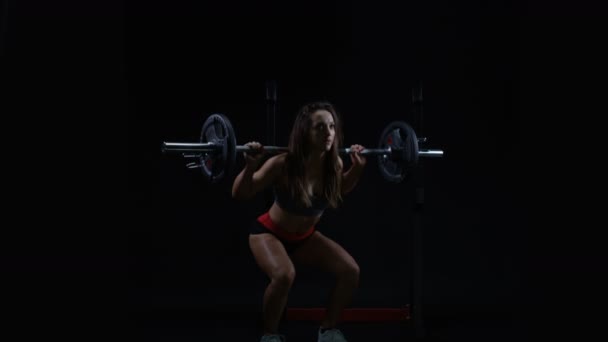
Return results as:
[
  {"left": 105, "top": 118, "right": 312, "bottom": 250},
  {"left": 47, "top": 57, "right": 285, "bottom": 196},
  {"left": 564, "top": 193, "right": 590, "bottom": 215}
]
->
[
  {"left": 161, "top": 113, "right": 444, "bottom": 183},
  {"left": 162, "top": 142, "right": 443, "bottom": 158}
]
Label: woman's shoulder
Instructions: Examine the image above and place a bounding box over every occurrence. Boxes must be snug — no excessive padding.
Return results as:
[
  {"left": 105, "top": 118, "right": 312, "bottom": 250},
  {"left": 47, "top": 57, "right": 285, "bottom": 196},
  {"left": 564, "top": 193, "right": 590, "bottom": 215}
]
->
[
  {"left": 268, "top": 152, "right": 288, "bottom": 166},
  {"left": 264, "top": 152, "right": 288, "bottom": 176}
]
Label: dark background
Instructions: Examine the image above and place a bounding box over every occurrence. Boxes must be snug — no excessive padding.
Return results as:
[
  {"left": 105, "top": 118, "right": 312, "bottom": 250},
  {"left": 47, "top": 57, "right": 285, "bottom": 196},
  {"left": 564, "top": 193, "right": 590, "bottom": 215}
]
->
[
  {"left": 127, "top": 2, "right": 524, "bottom": 339},
  {"left": 128, "top": 0, "right": 521, "bottom": 322},
  {"left": 3, "top": 0, "right": 606, "bottom": 340}
]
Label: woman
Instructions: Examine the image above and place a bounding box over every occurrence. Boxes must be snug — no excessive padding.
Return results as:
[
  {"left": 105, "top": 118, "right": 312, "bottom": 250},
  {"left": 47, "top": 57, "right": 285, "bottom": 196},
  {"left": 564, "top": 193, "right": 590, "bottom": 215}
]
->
[{"left": 232, "top": 101, "right": 367, "bottom": 342}]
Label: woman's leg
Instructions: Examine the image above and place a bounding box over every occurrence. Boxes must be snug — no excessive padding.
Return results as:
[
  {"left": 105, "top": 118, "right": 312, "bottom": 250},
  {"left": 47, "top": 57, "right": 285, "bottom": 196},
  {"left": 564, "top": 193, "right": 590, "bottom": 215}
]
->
[
  {"left": 249, "top": 233, "right": 296, "bottom": 334},
  {"left": 290, "top": 231, "right": 360, "bottom": 329}
]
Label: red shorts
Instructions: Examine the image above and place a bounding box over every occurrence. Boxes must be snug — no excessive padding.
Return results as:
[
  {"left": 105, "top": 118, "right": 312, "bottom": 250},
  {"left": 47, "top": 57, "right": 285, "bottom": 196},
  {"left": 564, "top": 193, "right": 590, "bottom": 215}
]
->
[{"left": 250, "top": 212, "right": 316, "bottom": 254}]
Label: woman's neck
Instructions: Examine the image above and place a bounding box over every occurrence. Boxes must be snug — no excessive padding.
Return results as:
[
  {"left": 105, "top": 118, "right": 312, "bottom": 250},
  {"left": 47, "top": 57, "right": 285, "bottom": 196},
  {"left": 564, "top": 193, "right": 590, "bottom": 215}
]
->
[{"left": 306, "top": 152, "right": 326, "bottom": 169}]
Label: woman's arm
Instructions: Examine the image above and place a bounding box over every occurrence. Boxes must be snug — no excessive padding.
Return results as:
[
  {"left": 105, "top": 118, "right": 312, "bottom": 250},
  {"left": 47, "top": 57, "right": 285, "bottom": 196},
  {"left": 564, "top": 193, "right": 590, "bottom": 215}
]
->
[
  {"left": 232, "top": 153, "right": 286, "bottom": 200},
  {"left": 341, "top": 144, "right": 367, "bottom": 195}
]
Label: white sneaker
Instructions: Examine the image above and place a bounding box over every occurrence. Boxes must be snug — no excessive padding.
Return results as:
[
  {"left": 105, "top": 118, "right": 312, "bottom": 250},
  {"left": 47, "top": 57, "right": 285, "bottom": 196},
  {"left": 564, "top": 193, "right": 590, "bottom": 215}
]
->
[
  {"left": 260, "top": 334, "right": 286, "bottom": 342},
  {"left": 318, "top": 327, "right": 347, "bottom": 342}
]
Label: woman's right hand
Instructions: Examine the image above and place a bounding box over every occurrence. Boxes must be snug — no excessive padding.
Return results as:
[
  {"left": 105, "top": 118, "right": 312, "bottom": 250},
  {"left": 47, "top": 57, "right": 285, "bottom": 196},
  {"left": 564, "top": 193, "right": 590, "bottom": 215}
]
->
[{"left": 243, "top": 141, "right": 265, "bottom": 168}]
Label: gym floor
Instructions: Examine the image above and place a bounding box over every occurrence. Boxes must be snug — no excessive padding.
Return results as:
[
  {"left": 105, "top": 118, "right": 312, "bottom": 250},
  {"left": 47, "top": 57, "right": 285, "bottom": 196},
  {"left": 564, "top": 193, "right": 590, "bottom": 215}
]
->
[{"left": 129, "top": 309, "right": 520, "bottom": 341}]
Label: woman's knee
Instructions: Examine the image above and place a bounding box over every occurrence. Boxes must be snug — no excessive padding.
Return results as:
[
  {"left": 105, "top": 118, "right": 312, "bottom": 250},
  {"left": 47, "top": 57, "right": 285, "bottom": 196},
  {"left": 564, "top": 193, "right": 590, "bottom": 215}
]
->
[
  {"left": 338, "top": 260, "right": 360, "bottom": 283},
  {"left": 271, "top": 266, "right": 296, "bottom": 287}
]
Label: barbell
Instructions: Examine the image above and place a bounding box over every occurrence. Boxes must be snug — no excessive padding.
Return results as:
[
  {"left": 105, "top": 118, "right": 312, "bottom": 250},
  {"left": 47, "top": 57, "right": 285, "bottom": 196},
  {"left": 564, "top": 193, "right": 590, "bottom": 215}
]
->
[{"left": 161, "top": 113, "right": 444, "bottom": 183}]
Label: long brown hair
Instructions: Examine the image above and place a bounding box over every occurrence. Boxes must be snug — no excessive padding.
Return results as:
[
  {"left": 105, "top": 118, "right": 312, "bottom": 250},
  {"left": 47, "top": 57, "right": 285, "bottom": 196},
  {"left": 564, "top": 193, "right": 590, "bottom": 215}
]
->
[{"left": 279, "top": 101, "right": 343, "bottom": 208}]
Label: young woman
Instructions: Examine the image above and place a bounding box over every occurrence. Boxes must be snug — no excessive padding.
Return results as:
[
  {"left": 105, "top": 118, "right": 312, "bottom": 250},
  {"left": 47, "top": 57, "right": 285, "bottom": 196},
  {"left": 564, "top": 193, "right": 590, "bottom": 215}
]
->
[{"left": 232, "top": 101, "right": 367, "bottom": 342}]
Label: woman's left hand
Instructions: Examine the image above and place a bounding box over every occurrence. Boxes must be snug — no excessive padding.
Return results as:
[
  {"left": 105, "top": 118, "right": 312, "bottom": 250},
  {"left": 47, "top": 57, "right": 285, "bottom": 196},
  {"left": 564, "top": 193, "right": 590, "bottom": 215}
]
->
[{"left": 349, "top": 144, "right": 367, "bottom": 168}]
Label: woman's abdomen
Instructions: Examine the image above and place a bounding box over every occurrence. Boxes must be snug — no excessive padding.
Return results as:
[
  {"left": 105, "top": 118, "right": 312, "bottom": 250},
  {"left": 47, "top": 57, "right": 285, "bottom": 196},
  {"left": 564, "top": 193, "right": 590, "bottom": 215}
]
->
[{"left": 269, "top": 202, "right": 321, "bottom": 233}]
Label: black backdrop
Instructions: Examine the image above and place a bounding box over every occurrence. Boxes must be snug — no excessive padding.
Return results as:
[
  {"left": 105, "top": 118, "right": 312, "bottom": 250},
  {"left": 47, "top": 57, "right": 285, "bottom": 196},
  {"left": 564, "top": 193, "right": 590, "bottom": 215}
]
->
[
  {"left": 4, "top": 0, "right": 606, "bottom": 340},
  {"left": 126, "top": 0, "right": 521, "bottom": 318}
]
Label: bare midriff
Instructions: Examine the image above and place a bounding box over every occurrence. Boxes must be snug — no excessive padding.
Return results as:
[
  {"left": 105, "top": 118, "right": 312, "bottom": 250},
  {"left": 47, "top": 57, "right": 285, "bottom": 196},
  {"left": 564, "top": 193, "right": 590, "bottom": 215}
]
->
[{"left": 267, "top": 202, "right": 322, "bottom": 234}]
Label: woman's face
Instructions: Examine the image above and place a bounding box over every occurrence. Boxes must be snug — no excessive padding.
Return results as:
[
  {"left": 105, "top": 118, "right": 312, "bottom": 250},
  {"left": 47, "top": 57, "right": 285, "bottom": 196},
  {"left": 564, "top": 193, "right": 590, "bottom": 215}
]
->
[{"left": 308, "top": 110, "right": 335, "bottom": 152}]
